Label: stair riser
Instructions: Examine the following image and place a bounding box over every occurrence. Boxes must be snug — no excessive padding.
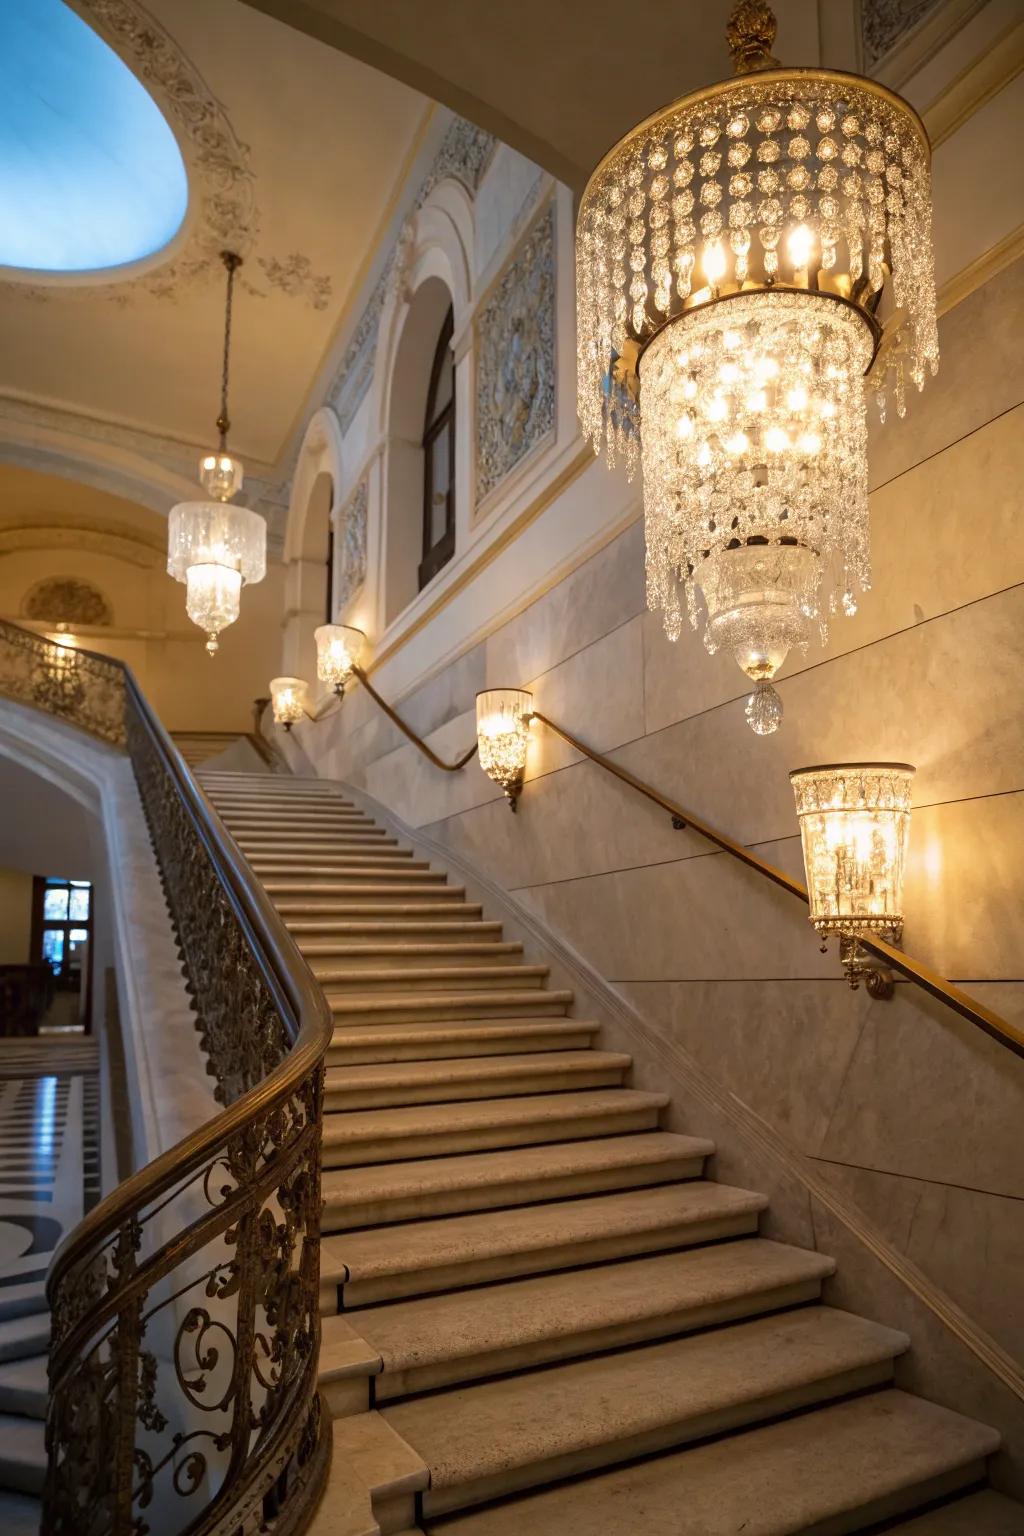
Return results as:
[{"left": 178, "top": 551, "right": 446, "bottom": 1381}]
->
[
  {"left": 307, "top": 947, "right": 521, "bottom": 972},
  {"left": 331, "top": 997, "right": 571, "bottom": 1025},
  {"left": 324, "top": 1028, "right": 595, "bottom": 1064},
  {"left": 322, "top": 1153, "right": 707, "bottom": 1232},
  {"left": 0, "top": 1456, "right": 45, "bottom": 1497},
  {"left": 421, "top": 1359, "right": 898, "bottom": 1517},
  {"left": 252, "top": 863, "right": 433, "bottom": 880},
  {"left": 803, "top": 1463, "right": 1000, "bottom": 1536},
  {"left": 267, "top": 887, "right": 464, "bottom": 903},
  {"left": 220, "top": 815, "right": 374, "bottom": 827},
  {"left": 323, "top": 1065, "right": 627, "bottom": 1113},
  {"left": 0, "top": 1379, "right": 47, "bottom": 1420},
  {"left": 333, "top": 1208, "right": 763, "bottom": 1308},
  {"left": 374, "top": 1276, "right": 828, "bottom": 1403},
  {"left": 322, "top": 1102, "right": 661, "bottom": 1166},
  {"left": 299, "top": 924, "right": 502, "bottom": 942},
  {"left": 323, "top": 972, "right": 545, "bottom": 995},
  {"left": 282, "top": 904, "right": 479, "bottom": 920},
  {"left": 0, "top": 1323, "right": 49, "bottom": 1364},
  {"left": 238, "top": 842, "right": 405, "bottom": 856}
]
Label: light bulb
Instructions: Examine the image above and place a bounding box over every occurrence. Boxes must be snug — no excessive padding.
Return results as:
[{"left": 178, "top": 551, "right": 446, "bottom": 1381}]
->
[
  {"left": 703, "top": 241, "right": 727, "bottom": 285},
  {"left": 798, "top": 430, "right": 822, "bottom": 454},
  {"left": 725, "top": 430, "right": 749, "bottom": 455},
  {"left": 787, "top": 223, "right": 815, "bottom": 270},
  {"left": 754, "top": 357, "right": 779, "bottom": 383},
  {"left": 786, "top": 386, "right": 809, "bottom": 411},
  {"left": 719, "top": 361, "right": 741, "bottom": 385},
  {"left": 765, "top": 426, "right": 790, "bottom": 452},
  {"left": 185, "top": 563, "right": 242, "bottom": 655},
  {"left": 747, "top": 389, "right": 768, "bottom": 412},
  {"left": 675, "top": 414, "right": 695, "bottom": 440},
  {"left": 706, "top": 395, "right": 729, "bottom": 422}
]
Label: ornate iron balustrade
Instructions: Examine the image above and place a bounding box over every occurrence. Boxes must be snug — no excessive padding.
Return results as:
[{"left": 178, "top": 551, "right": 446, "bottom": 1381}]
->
[{"left": 0, "top": 619, "right": 333, "bottom": 1535}]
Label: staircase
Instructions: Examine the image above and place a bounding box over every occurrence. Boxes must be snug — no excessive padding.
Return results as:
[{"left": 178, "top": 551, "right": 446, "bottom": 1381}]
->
[
  {"left": 171, "top": 730, "right": 252, "bottom": 768},
  {"left": 200, "top": 769, "right": 1023, "bottom": 1536}
]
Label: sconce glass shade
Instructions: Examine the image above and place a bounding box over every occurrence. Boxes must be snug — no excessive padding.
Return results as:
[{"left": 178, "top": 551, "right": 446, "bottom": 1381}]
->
[
  {"left": 476, "top": 689, "right": 533, "bottom": 804},
  {"left": 790, "top": 762, "right": 914, "bottom": 941},
  {"left": 168, "top": 501, "right": 266, "bottom": 654},
  {"left": 315, "top": 624, "right": 366, "bottom": 693},
  {"left": 269, "top": 676, "right": 309, "bottom": 729}
]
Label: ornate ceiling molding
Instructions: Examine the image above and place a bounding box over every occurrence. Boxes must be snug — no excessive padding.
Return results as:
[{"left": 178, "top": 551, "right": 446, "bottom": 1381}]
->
[
  {"left": 3, "top": 0, "right": 257, "bottom": 305},
  {"left": 0, "top": 516, "right": 166, "bottom": 571}
]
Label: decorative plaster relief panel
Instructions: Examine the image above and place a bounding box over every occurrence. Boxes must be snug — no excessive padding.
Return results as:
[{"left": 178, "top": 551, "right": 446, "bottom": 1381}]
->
[
  {"left": 475, "top": 204, "right": 555, "bottom": 504},
  {"left": 335, "top": 479, "right": 368, "bottom": 612},
  {"left": 23, "top": 576, "right": 113, "bottom": 626},
  {"left": 861, "top": 0, "right": 945, "bottom": 67}
]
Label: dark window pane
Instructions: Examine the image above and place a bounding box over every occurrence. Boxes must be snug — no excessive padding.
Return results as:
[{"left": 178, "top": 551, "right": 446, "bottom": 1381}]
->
[
  {"left": 428, "top": 430, "right": 450, "bottom": 547},
  {"left": 432, "top": 347, "right": 454, "bottom": 420},
  {"left": 68, "top": 888, "right": 90, "bottom": 921},
  {"left": 43, "top": 888, "right": 69, "bottom": 921},
  {"left": 42, "top": 929, "right": 65, "bottom": 972}
]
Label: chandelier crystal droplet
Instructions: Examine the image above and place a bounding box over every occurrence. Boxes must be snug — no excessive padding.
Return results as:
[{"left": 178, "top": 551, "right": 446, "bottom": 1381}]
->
[{"left": 575, "top": 0, "right": 938, "bottom": 733}]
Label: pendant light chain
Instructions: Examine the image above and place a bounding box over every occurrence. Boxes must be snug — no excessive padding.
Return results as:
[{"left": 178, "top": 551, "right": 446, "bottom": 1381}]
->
[{"left": 216, "top": 251, "right": 243, "bottom": 450}]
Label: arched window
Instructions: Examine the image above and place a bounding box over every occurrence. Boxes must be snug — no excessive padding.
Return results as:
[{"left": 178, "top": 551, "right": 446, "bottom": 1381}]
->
[{"left": 419, "top": 306, "right": 455, "bottom": 589}]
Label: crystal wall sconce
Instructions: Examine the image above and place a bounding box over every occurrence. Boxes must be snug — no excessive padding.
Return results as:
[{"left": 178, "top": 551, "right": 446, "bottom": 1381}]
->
[
  {"left": 315, "top": 624, "right": 366, "bottom": 696},
  {"left": 269, "top": 677, "right": 309, "bottom": 732},
  {"left": 476, "top": 689, "right": 534, "bottom": 811},
  {"left": 790, "top": 761, "right": 914, "bottom": 996}
]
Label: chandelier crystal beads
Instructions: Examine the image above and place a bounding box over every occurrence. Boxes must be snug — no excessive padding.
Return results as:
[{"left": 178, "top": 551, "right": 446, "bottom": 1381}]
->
[
  {"left": 576, "top": 3, "right": 938, "bottom": 732},
  {"left": 315, "top": 624, "right": 366, "bottom": 695},
  {"left": 476, "top": 689, "right": 533, "bottom": 811}
]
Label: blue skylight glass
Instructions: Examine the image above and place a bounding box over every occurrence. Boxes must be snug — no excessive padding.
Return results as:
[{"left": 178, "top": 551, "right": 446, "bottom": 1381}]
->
[{"left": 0, "top": 0, "right": 188, "bottom": 273}]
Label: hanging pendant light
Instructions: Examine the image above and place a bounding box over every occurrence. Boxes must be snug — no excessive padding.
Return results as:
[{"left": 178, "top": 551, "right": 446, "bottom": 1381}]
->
[
  {"left": 168, "top": 252, "right": 266, "bottom": 655},
  {"left": 575, "top": 1, "right": 938, "bottom": 733}
]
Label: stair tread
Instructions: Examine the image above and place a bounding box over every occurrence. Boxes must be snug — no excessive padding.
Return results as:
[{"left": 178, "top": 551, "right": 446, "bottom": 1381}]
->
[
  {"left": 281, "top": 904, "right": 482, "bottom": 918},
  {"left": 422, "top": 1391, "right": 1002, "bottom": 1536},
  {"left": 0, "top": 1314, "right": 49, "bottom": 1364},
  {"left": 330, "top": 990, "right": 573, "bottom": 1015},
  {"left": 0, "top": 1413, "right": 46, "bottom": 1491},
  {"left": 330, "top": 1021, "right": 596, "bottom": 1049},
  {"left": 325, "top": 1051, "right": 630, "bottom": 1093},
  {"left": 344, "top": 1239, "right": 834, "bottom": 1376},
  {"left": 0, "top": 1354, "right": 48, "bottom": 1420},
  {"left": 322, "top": 965, "right": 546, "bottom": 985},
  {"left": 309, "top": 943, "right": 519, "bottom": 959},
  {"left": 0, "top": 1490, "right": 42, "bottom": 1536},
  {"left": 383, "top": 1306, "right": 909, "bottom": 1502},
  {"left": 889, "top": 1491, "right": 1024, "bottom": 1532},
  {"left": 322, "top": 1088, "right": 665, "bottom": 1143},
  {"left": 322, "top": 1132, "right": 712, "bottom": 1208},
  {"left": 267, "top": 884, "right": 467, "bottom": 898},
  {"left": 323, "top": 1180, "right": 766, "bottom": 1289}
]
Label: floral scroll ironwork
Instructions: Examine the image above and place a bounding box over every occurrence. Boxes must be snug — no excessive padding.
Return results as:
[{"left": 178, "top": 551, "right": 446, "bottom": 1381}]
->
[{"left": 0, "top": 619, "right": 331, "bottom": 1536}]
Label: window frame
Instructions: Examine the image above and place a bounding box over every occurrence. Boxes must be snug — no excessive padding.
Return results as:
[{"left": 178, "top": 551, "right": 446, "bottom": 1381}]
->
[
  {"left": 418, "top": 306, "right": 456, "bottom": 591},
  {"left": 30, "top": 876, "right": 94, "bottom": 1027}
]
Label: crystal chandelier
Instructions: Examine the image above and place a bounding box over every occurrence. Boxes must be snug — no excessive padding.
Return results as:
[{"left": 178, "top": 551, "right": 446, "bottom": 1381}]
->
[
  {"left": 168, "top": 252, "right": 266, "bottom": 655},
  {"left": 576, "top": 1, "right": 938, "bottom": 732}
]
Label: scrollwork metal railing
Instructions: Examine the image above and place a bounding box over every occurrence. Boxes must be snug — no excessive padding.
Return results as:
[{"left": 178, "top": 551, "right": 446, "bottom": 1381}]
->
[{"left": 0, "top": 619, "right": 333, "bottom": 1536}]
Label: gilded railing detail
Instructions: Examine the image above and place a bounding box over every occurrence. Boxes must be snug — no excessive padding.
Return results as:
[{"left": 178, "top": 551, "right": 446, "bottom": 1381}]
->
[{"left": 0, "top": 619, "right": 331, "bottom": 1535}]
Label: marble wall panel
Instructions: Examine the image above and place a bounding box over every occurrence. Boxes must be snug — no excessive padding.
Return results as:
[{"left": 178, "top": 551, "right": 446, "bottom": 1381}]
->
[
  {"left": 394, "top": 642, "right": 487, "bottom": 741},
  {"left": 818, "top": 1161, "right": 1024, "bottom": 1365},
  {"left": 526, "top": 616, "right": 645, "bottom": 777}
]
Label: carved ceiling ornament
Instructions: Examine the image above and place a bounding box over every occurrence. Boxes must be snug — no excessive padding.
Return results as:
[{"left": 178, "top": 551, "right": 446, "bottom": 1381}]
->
[
  {"left": 335, "top": 478, "right": 368, "bottom": 613},
  {"left": 22, "top": 576, "right": 113, "bottom": 627},
  {"left": 256, "top": 253, "right": 333, "bottom": 311},
  {"left": 3, "top": 0, "right": 257, "bottom": 305},
  {"left": 475, "top": 203, "right": 556, "bottom": 503},
  {"left": 860, "top": 0, "right": 944, "bottom": 67}
]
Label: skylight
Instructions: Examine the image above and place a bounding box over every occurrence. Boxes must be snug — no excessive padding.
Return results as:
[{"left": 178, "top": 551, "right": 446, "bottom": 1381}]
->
[{"left": 0, "top": 0, "right": 188, "bottom": 274}]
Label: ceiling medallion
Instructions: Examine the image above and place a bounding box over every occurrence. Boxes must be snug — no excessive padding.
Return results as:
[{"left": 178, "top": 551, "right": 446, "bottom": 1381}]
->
[
  {"left": 575, "top": 0, "right": 938, "bottom": 733},
  {"left": 167, "top": 252, "right": 265, "bottom": 655}
]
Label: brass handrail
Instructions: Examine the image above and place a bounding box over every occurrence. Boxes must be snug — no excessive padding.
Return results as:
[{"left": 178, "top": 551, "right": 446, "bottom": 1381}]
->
[
  {"left": 531, "top": 711, "right": 1024, "bottom": 1061},
  {"left": 0, "top": 619, "right": 333, "bottom": 1535},
  {"left": 351, "top": 664, "right": 478, "bottom": 772}
]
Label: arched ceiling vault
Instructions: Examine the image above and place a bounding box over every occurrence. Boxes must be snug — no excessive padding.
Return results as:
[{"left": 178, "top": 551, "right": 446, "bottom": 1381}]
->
[{"left": 238, "top": 0, "right": 838, "bottom": 193}]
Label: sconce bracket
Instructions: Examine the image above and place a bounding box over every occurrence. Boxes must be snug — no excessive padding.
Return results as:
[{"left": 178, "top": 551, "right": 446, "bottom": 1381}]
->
[
  {"left": 671, "top": 815, "right": 687, "bottom": 831},
  {"left": 839, "top": 934, "right": 896, "bottom": 1000}
]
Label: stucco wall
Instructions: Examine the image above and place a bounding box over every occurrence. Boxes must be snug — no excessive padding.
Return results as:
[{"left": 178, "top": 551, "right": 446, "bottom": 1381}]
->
[
  {"left": 0, "top": 866, "right": 33, "bottom": 965},
  {"left": 291, "top": 255, "right": 1024, "bottom": 1365}
]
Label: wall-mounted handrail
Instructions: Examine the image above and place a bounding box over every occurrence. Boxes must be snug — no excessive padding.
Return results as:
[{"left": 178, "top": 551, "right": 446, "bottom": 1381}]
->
[
  {"left": 531, "top": 710, "right": 1024, "bottom": 1062},
  {"left": 351, "top": 664, "right": 478, "bottom": 772},
  {"left": 0, "top": 618, "right": 332, "bottom": 1536}
]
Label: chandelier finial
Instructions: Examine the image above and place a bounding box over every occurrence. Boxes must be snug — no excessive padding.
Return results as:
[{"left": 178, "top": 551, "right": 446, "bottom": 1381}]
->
[{"left": 726, "top": 0, "right": 780, "bottom": 73}]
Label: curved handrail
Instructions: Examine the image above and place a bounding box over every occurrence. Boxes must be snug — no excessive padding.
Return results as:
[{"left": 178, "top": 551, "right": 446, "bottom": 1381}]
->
[
  {"left": 351, "top": 664, "right": 478, "bottom": 771},
  {"left": 531, "top": 710, "right": 1024, "bottom": 1061},
  {"left": 0, "top": 618, "right": 333, "bottom": 1535}
]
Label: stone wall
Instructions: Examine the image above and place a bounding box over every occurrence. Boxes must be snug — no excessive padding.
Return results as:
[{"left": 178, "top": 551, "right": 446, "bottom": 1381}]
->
[{"left": 291, "top": 256, "right": 1024, "bottom": 1365}]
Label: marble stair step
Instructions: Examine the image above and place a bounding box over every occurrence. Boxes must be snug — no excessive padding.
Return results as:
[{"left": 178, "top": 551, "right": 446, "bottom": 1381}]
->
[
  {"left": 0, "top": 1490, "right": 42, "bottom": 1536},
  {"left": 266, "top": 869, "right": 448, "bottom": 889},
  {"left": 321, "top": 964, "right": 547, "bottom": 995},
  {"left": 229, "top": 823, "right": 389, "bottom": 839},
  {"left": 0, "top": 1415, "right": 46, "bottom": 1495},
  {"left": 321, "top": 1131, "right": 712, "bottom": 1232},
  {"left": 307, "top": 923, "right": 505, "bottom": 949},
  {"left": 322, "top": 1180, "right": 768, "bottom": 1306},
  {"left": 0, "top": 1314, "right": 49, "bottom": 1364},
  {"left": 0, "top": 1281, "right": 47, "bottom": 1325},
  {"left": 238, "top": 838, "right": 405, "bottom": 855},
  {"left": 328, "top": 989, "right": 574, "bottom": 1026},
  {"left": 323, "top": 1050, "right": 631, "bottom": 1112},
  {"left": 325, "top": 1018, "right": 597, "bottom": 1065},
  {"left": 265, "top": 882, "right": 467, "bottom": 903},
  {"left": 384, "top": 1306, "right": 910, "bottom": 1517},
  {"left": 219, "top": 810, "right": 376, "bottom": 826},
  {"left": 307, "top": 942, "right": 523, "bottom": 973},
  {"left": 250, "top": 860, "right": 434, "bottom": 880},
  {"left": 0, "top": 1355, "right": 48, "bottom": 1419},
  {"left": 423, "top": 1391, "right": 1002, "bottom": 1536},
  {"left": 350, "top": 1239, "right": 837, "bottom": 1401},
  {"left": 321, "top": 1087, "right": 664, "bottom": 1166},
  {"left": 281, "top": 903, "right": 485, "bottom": 924},
  {"left": 889, "top": 1490, "right": 1024, "bottom": 1532}
]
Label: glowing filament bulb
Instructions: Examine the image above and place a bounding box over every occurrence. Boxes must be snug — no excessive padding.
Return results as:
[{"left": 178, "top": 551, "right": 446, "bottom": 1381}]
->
[
  {"left": 754, "top": 356, "right": 779, "bottom": 384},
  {"left": 725, "top": 431, "right": 749, "bottom": 455},
  {"left": 702, "top": 241, "right": 727, "bottom": 285},
  {"left": 765, "top": 426, "right": 790, "bottom": 452},
  {"left": 706, "top": 395, "right": 729, "bottom": 422},
  {"left": 787, "top": 386, "right": 809, "bottom": 411},
  {"left": 787, "top": 222, "right": 815, "bottom": 269},
  {"left": 747, "top": 389, "right": 768, "bottom": 412},
  {"left": 719, "top": 361, "right": 741, "bottom": 385},
  {"left": 675, "top": 413, "right": 695, "bottom": 440},
  {"left": 798, "top": 430, "right": 822, "bottom": 454}
]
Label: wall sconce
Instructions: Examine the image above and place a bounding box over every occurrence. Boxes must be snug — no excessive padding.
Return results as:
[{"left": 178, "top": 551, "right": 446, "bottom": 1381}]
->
[
  {"left": 790, "top": 762, "right": 915, "bottom": 997},
  {"left": 476, "top": 689, "right": 533, "bottom": 812},
  {"left": 315, "top": 624, "right": 366, "bottom": 696},
  {"left": 269, "top": 676, "right": 309, "bottom": 732}
]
